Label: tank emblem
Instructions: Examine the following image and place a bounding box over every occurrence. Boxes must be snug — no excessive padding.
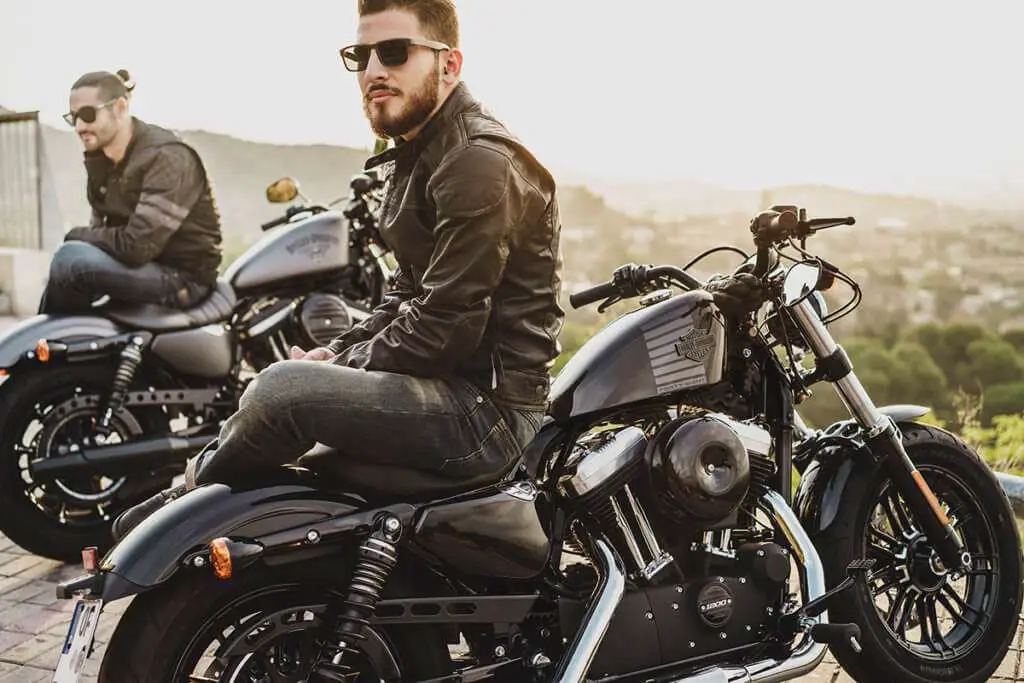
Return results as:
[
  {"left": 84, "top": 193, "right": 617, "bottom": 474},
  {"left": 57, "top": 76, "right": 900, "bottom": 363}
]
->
[
  {"left": 285, "top": 233, "right": 341, "bottom": 264},
  {"left": 674, "top": 314, "right": 715, "bottom": 362}
]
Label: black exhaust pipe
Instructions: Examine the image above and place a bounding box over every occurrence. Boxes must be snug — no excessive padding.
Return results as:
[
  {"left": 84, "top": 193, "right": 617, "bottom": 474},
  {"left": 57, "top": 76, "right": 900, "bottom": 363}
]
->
[{"left": 30, "top": 434, "right": 214, "bottom": 479}]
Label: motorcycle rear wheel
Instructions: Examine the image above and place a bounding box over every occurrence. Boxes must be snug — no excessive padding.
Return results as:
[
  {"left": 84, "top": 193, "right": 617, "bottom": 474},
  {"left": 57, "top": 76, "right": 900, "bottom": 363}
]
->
[
  {"left": 98, "top": 556, "right": 453, "bottom": 682},
  {"left": 817, "top": 422, "right": 1022, "bottom": 683},
  {"left": 0, "top": 363, "right": 171, "bottom": 561}
]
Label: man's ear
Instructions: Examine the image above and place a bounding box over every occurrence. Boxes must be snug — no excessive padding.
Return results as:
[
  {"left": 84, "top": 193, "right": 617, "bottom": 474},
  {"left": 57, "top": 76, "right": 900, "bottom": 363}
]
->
[{"left": 442, "top": 48, "right": 464, "bottom": 84}]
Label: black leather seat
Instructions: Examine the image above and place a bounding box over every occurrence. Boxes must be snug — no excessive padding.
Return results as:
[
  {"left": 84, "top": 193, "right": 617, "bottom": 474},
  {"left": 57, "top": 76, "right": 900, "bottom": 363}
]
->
[
  {"left": 299, "top": 443, "right": 522, "bottom": 504},
  {"left": 103, "top": 279, "right": 237, "bottom": 331}
]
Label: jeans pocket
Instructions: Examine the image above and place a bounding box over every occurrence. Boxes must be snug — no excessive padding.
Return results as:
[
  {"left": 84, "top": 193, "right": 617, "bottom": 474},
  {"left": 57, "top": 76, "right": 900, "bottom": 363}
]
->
[{"left": 439, "top": 378, "right": 520, "bottom": 478}]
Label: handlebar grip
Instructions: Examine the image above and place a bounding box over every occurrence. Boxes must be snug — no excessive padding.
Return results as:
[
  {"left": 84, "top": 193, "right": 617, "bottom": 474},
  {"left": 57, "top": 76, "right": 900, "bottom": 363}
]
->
[
  {"left": 569, "top": 280, "right": 618, "bottom": 309},
  {"left": 260, "top": 215, "right": 290, "bottom": 231},
  {"left": 768, "top": 210, "right": 799, "bottom": 237}
]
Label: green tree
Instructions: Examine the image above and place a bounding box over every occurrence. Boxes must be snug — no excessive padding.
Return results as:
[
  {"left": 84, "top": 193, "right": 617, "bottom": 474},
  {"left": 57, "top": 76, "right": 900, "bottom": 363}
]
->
[
  {"left": 981, "top": 382, "right": 1024, "bottom": 425},
  {"left": 955, "top": 338, "right": 1024, "bottom": 393}
]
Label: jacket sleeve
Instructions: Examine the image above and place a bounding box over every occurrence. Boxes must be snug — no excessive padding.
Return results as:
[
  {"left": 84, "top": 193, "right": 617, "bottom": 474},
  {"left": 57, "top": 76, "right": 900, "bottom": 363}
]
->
[
  {"left": 332, "top": 144, "right": 518, "bottom": 376},
  {"left": 325, "top": 266, "right": 416, "bottom": 354},
  {"left": 64, "top": 145, "right": 203, "bottom": 267}
]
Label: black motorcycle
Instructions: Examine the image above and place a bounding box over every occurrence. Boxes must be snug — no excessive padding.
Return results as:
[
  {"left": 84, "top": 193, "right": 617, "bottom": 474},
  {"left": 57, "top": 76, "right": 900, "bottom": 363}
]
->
[
  {"left": 52, "top": 206, "right": 1022, "bottom": 683},
  {"left": 0, "top": 170, "right": 390, "bottom": 561}
]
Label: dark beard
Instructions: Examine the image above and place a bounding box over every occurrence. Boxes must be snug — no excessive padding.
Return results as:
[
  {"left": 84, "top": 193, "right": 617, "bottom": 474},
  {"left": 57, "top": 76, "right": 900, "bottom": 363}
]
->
[{"left": 364, "top": 71, "right": 440, "bottom": 139}]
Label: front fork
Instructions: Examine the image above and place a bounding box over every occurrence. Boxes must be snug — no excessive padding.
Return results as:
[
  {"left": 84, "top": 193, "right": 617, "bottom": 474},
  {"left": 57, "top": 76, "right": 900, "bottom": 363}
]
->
[{"left": 788, "top": 298, "right": 970, "bottom": 571}]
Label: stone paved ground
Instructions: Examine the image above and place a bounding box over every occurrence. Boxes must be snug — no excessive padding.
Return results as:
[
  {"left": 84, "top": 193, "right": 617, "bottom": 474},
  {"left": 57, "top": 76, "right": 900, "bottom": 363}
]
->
[{"left": 0, "top": 529, "right": 1020, "bottom": 682}]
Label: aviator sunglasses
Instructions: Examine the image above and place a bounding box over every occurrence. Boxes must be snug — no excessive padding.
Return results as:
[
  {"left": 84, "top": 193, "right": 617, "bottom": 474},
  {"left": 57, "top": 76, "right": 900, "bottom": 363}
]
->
[
  {"left": 62, "top": 98, "right": 120, "bottom": 127},
  {"left": 339, "top": 37, "right": 450, "bottom": 72}
]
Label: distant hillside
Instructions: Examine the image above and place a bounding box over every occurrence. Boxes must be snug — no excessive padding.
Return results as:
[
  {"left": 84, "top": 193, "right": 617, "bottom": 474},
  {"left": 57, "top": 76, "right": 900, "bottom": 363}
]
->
[{"left": 31, "top": 120, "right": 1013, "bottom": 257}]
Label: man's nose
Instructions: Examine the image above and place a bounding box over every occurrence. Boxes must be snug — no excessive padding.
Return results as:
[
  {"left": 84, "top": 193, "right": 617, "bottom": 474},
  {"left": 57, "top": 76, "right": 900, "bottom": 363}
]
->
[
  {"left": 364, "top": 50, "right": 389, "bottom": 81},
  {"left": 74, "top": 118, "right": 90, "bottom": 134}
]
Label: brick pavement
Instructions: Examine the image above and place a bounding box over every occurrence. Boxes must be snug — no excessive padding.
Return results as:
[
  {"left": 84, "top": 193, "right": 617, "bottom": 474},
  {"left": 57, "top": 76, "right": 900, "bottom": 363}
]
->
[{"left": 0, "top": 529, "right": 1021, "bottom": 682}]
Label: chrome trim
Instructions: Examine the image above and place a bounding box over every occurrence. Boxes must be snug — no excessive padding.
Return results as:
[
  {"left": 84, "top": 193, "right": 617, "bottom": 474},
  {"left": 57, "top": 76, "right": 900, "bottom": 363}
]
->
[
  {"left": 623, "top": 484, "right": 674, "bottom": 580},
  {"left": 610, "top": 494, "right": 645, "bottom": 570},
  {"left": 551, "top": 536, "right": 626, "bottom": 683},
  {"left": 246, "top": 302, "right": 294, "bottom": 338},
  {"left": 559, "top": 427, "right": 645, "bottom": 498},
  {"left": 790, "top": 297, "right": 883, "bottom": 430}
]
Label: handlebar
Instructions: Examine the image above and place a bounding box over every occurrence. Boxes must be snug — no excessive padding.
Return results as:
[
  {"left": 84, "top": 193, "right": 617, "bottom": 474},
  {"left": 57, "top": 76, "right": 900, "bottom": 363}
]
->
[
  {"left": 568, "top": 280, "right": 619, "bottom": 309},
  {"left": 569, "top": 264, "right": 704, "bottom": 310},
  {"left": 260, "top": 214, "right": 292, "bottom": 231},
  {"left": 260, "top": 204, "right": 329, "bottom": 232}
]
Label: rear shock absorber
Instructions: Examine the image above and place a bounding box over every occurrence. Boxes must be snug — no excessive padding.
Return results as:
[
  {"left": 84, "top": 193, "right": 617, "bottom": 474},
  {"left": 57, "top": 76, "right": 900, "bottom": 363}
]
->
[
  {"left": 316, "top": 512, "right": 403, "bottom": 681},
  {"left": 96, "top": 336, "right": 146, "bottom": 432}
]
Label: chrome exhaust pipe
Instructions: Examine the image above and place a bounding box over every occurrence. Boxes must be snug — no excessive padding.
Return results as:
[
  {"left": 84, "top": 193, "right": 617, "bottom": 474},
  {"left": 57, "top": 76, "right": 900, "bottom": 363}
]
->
[
  {"left": 668, "top": 490, "right": 830, "bottom": 683},
  {"left": 551, "top": 535, "right": 626, "bottom": 683}
]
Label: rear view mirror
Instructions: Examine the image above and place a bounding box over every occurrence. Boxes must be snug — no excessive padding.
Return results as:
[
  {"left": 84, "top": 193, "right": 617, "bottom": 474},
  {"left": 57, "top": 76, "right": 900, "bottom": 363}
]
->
[
  {"left": 782, "top": 261, "right": 822, "bottom": 307},
  {"left": 266, "top": 177, "right": 300, "bottom": 204}
]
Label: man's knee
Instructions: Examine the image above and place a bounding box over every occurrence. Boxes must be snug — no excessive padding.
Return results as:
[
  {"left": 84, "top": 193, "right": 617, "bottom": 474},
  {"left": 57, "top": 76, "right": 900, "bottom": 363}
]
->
[
  {"left": 238, "top": 360, "right": 312, "bottom": 413},
  {"left": 49, "top": 241, "right": 106, "bottom": 284}
]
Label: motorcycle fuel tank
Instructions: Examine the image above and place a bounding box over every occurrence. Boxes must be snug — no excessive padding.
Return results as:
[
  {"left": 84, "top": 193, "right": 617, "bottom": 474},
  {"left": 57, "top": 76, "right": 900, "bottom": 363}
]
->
[
  {"left": 225, "top": 211, "right": 350, "bottom": 293},
  {"left": 549, "top": 290, "right": 727, "bottom": 422}
]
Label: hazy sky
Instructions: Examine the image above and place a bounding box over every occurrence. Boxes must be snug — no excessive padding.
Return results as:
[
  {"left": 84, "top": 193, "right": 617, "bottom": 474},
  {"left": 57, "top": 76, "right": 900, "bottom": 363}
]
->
[{"left": 1, "top": 1, "right": 1021, "bottom": 194}]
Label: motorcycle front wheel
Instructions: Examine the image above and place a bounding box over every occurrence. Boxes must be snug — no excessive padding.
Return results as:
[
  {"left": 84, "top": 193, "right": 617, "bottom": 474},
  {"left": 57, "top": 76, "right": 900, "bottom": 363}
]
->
[{"left": 817, "top": 421, "right": 1022, "bottom": 683}]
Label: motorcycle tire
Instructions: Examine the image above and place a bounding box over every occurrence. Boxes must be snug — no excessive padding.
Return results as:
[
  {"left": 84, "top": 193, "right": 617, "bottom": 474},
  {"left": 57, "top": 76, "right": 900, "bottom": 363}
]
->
[{"left": 816, "top": 422, "right": 1023, "bottom": 683}]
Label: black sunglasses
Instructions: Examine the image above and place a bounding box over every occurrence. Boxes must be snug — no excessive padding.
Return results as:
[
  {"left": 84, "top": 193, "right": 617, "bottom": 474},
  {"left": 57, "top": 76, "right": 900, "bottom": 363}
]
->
[
  {"left": 63, "top": 98, "right": 119, "bottom": 127},
  {"left": 339, "top": 37, "right": 450, "bottom": 72}
]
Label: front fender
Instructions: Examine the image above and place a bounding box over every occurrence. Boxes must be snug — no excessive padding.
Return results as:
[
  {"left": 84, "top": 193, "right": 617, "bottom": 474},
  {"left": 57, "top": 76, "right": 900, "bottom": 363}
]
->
[
  {"left": 99, "top": 469, "right": 367, "bottom": 601},
  {"left": 0, "top": 313, "right": 124, "bottom": 369},
  {"left": 794, "top": 404, "right": 930, "bottom": 536}
]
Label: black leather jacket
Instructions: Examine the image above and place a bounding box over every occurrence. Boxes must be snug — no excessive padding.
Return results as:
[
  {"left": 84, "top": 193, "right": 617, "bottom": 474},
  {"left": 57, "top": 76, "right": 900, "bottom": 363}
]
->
[{"left": 328, "top": 83, "right": 565, "bottom": 409}]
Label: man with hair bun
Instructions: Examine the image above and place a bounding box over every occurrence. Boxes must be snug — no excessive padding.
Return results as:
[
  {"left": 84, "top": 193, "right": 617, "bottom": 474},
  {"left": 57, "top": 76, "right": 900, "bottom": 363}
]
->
[{"left": 40, "top": 69, "right": 223, "bottom": 313}]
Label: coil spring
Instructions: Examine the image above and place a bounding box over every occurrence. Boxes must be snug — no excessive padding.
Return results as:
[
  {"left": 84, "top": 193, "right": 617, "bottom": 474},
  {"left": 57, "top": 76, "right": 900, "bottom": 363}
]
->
[
  {"left": 98, "top": 338, "right": 144, "bottom": 430},
  {"left": 317, "top": 514, "right": 401, "bottom": 678}
]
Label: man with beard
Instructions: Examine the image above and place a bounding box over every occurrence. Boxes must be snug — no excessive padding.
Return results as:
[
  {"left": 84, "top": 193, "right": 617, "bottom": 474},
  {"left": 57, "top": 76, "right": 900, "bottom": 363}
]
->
[
  {"left": 39, "top": 69, "right": 222, "bottom": 314},
  {"left": 112, "top": 0, "right": 565, "bottom": 538}
]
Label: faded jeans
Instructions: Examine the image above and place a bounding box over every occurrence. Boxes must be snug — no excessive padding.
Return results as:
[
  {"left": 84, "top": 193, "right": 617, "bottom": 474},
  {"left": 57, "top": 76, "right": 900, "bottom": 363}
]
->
[
  {"left": 186, "top": 359, "right": 545, "bottom": 487},
  {"left": 38, "top": 241, "right": 210, "bottom": 314}
]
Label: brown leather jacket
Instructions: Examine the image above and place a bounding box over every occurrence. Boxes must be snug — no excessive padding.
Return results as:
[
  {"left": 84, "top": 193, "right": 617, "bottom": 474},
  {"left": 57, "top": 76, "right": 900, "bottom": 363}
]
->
[{"left": 328, "top": 83, "right": 565, "bottom": 409}]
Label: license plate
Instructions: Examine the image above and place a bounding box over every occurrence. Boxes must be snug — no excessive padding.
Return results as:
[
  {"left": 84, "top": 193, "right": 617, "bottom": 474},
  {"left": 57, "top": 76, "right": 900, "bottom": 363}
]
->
[{"left": 51, "top": 597, "right": 103, "bottom": 683}]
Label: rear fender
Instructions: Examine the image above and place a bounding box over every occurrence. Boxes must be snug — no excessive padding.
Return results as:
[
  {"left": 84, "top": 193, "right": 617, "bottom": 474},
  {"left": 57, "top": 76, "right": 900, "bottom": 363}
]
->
[
  {"left": 0, "top": 313, "right": 125, "bottom": 371},
  {"left": 97, "top": 469, "right": 385, "bottom": 602}
]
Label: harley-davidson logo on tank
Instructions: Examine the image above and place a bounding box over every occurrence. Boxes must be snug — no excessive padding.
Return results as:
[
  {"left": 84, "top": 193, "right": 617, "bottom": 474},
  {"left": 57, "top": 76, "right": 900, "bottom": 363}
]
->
[{"left": 641, "top": 305, "right": 725, "bottom": 394}]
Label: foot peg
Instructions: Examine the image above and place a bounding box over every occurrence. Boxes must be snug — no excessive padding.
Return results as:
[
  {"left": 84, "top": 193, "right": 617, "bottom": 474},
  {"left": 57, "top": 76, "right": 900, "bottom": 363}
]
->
[
  {"left": 781, "top": 558, "right": 874, "bottom": 634},
  {"left": 811, "top": 622, "right": 862, "bottom": 655},
  {"left": 801, "top": 558, "right": 875, "bottom": 619}
]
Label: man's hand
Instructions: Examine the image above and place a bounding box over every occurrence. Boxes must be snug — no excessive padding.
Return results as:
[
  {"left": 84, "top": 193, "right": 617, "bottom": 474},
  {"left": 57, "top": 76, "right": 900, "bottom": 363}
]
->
[{"left": 289, "top": 345, "right": 335, "bottom": 361}]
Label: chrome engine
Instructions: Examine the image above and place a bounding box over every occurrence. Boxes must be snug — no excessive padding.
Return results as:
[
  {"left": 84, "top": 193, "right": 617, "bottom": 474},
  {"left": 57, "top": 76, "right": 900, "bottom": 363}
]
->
[
  {"left": 557, "top": 414, "right": 777, "bottom": 579},
  {"left": 237, "top": 293, "right": 355, "bottom": 368},
  {"left": 553, "top": 415, "right": 828, "bottom": 682}
]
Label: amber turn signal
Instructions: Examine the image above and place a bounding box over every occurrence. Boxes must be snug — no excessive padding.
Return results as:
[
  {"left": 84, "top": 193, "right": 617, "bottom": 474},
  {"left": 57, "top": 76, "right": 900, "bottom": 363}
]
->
[
  {"left": 208, "top": 537, "right": 265, "bottom": 580},
  {"left": 35, "top": 339, "right": 49, "bottom": 362}
]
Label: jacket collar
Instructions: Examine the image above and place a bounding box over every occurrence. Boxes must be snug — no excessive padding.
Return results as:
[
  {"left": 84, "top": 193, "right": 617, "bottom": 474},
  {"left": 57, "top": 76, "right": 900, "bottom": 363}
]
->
[
  {"left": 364, "top": 81, "right": 477, "bottom": 170},
  {"left": 83, "top": 116, "right": 147, "bottom": 169}
]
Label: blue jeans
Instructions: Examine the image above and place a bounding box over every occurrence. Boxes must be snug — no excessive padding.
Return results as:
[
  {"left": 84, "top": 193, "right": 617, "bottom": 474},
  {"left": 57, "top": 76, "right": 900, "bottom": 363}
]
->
[
  {"left": 187, "top": 360, "right": 544, "bottom": 486},
  {"left": 38, "top": 241, "right": 210, "bottom": 314}
]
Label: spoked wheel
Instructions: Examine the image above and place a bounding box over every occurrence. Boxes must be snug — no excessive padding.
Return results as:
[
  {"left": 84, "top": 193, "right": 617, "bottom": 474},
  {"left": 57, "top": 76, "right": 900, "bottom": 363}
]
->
[
  {"left": 0, "top": 364, "right": 171, "bottom": 561},
  {"left": 179, "top": 587, "right": 395, "bottom": 682},
  {"left": 99, "top": 560, "right": 452, "bottom": 683},
  {"left": 865, "top": 473, "right": 996, "bottom": 661},
  {"left": 818, "top": 422, "right": 1023, "bottom": 683}
]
